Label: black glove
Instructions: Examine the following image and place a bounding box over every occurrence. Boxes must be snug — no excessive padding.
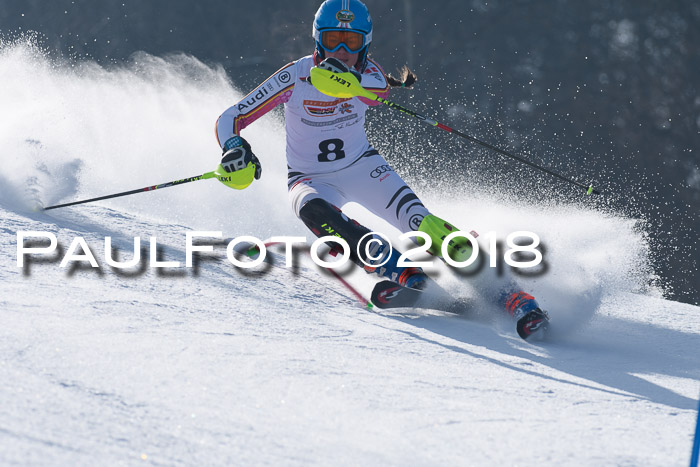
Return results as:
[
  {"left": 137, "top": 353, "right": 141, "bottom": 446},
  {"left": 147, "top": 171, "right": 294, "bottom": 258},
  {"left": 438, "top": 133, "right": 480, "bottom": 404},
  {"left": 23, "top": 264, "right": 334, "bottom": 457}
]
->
[
  {"left": 221, "top": 135, "right": 261, "bottom": 180},
  {"left": 318, "top": 57, "right": 362, "bottom": 83}
]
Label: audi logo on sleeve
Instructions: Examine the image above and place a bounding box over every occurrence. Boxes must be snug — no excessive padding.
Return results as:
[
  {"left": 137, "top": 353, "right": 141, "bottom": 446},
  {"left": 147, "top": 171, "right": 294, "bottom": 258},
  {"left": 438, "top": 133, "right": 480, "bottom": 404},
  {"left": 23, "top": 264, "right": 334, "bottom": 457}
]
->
[{"left": 370, "top": 165, "right": 394, "bottom": 178}]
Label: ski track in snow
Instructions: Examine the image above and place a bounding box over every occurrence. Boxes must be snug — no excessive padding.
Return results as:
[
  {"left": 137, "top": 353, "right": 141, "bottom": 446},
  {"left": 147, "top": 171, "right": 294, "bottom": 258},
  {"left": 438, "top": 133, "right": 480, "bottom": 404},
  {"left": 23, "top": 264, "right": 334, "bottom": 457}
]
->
[{"left": 1, "top": 42, "right": 698, "bottom": 466}]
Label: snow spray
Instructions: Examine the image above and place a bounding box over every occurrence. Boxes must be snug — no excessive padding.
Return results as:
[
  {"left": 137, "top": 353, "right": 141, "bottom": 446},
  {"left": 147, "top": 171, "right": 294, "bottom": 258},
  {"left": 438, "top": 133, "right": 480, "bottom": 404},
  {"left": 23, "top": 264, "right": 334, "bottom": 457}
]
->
[{"left": 0, "top": 36, "right": 665, "bottom": 308}]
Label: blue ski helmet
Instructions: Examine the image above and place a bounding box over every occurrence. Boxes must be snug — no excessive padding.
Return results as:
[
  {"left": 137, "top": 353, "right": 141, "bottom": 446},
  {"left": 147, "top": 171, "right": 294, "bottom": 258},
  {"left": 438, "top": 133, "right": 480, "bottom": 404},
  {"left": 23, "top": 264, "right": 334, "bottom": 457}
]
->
[{"left": 313, "top": 0, "right": 373, "bottom": 71}]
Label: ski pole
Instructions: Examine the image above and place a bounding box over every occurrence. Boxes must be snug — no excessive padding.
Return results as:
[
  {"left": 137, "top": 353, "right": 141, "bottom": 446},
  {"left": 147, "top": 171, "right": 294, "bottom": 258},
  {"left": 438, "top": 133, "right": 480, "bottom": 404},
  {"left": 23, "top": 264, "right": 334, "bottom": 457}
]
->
[
  {"left": 309, "top": 67, "right": 600, "bottom": 196},
  {"left": 43, "top": 171, "right": 217, "bottom": 211}
]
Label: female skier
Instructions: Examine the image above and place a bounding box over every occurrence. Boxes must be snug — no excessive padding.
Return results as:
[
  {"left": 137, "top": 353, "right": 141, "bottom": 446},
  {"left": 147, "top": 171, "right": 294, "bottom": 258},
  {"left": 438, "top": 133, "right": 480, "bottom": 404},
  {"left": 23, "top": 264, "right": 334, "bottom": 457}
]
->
[{"left": 215, "top": 0, "right": 548, "bottom": 339}]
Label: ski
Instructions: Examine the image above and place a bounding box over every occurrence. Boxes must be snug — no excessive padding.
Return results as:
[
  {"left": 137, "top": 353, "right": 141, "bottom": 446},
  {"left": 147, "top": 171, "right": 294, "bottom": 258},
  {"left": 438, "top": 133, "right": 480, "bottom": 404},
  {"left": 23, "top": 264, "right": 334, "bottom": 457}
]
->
[
  {"left": 370, "top": 279, "right": 471, "bottom": 315},
  {"left": 515, "top": 308, "right": 550, "bottom": 340},
  {"left": 241, "top": 242, "right": 548, "bottom": 340},
  {"left": 371, "top": 279, "right": 552, "bottom": 341},
  {"left": 370, "top": 280, "right": 424, "bottom": 309}
]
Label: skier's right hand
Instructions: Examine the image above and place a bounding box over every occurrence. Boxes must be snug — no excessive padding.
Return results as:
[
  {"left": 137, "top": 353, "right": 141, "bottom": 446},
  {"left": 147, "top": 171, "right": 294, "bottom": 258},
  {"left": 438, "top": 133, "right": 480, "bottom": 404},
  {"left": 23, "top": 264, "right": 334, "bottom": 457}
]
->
[
  {"left": 220, "top": 135, "right": 262, "bottom": 180},
  {"left": 318, "top": 57, "right": 362, "bottom": 82}
]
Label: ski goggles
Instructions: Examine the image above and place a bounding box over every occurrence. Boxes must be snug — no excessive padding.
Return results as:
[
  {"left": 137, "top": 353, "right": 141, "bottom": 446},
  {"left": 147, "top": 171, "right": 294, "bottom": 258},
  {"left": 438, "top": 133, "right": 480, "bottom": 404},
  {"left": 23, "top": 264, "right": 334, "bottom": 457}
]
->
[{"left": 319, "top": 30, "right": 366, "bottom": 53}]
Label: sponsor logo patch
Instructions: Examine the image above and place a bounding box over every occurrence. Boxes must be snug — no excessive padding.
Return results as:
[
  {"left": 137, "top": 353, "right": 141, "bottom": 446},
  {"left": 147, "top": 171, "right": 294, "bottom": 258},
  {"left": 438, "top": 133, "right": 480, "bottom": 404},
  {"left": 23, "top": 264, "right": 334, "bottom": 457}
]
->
[
  {"left": 278, "top": 70, "right": 291, "bottom": 83},
  {"left": 303, "top": 98, "right": 354, "bottom": 117},
  {"left": 370, "top": 165, "right": 393, "bottom": 178},
  {"left": 237, "top": 87, "right": 270, "bottom": 111},
  {"left": 300, "top": 115, "right": 358, "bottom": 128}
]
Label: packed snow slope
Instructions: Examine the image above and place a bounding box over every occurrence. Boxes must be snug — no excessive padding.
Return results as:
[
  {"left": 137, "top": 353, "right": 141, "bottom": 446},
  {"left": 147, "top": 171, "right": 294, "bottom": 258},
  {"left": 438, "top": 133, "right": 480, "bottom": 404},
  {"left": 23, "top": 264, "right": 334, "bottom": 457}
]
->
[{"left": 1, "top": 40, "right": 699, "bottom": 466}]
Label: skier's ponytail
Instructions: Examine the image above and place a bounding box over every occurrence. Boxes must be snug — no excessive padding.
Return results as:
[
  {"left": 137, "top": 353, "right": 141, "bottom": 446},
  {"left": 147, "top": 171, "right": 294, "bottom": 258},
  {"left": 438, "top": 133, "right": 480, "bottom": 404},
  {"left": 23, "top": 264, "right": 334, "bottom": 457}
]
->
[{"left": 386, "top": 65, "right": 417, "bottom": 88}]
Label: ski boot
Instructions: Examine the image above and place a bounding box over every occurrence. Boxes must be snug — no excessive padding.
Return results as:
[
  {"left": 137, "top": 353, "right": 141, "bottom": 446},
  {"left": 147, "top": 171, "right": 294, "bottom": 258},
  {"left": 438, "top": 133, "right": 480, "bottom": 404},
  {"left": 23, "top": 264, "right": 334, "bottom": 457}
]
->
[
  {"left": 363, "top": 243, "right": 428, "bottom": 290},
  {"left": 417, "top": 214, "right": 474, "bottom": 263},
  {"left": 503, "top": 291, "right": 550, "bottom": 340}
]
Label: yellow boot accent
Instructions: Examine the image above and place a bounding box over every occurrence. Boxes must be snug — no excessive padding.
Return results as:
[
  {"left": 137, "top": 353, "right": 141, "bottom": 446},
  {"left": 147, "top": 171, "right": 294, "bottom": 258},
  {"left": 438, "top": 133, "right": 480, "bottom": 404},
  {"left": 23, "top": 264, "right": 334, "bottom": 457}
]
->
[{"left": 417, "top": 214, "right": 473, "bottom": 262}]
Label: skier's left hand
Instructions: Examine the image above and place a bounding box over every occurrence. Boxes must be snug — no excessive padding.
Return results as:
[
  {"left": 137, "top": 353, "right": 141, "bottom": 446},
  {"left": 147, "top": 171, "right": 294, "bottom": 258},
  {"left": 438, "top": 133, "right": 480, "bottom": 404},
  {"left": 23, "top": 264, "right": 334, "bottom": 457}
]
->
[
  {"left": 221, "top": 135, "right": 262, "bottom": 180},
  {"left": 318, "top": 57, "right": 362, "bottom": 82}
]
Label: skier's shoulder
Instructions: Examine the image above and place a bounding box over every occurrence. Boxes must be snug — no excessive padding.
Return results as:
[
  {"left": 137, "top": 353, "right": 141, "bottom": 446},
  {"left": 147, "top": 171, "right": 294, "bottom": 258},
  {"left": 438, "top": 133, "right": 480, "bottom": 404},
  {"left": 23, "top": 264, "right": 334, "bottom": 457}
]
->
[
  {"left": 364, "top": 57, "right": 387, "bottom": 76},
  {"left": 290, "top": 55, "right": 315, "bottom": 75},
  {"left": 362, "top": 57, "right": 389, "bottom": 91},
  {"left": 262, "top": 59, "right": 301, "bottom": 89}
]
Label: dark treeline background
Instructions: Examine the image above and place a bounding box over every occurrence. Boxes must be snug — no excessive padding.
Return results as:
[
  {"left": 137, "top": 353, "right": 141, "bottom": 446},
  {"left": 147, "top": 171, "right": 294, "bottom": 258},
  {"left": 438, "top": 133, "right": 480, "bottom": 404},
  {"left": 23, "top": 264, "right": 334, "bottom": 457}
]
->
[{"left": 2, "top": 0, "right": 698, "bottom": 304}]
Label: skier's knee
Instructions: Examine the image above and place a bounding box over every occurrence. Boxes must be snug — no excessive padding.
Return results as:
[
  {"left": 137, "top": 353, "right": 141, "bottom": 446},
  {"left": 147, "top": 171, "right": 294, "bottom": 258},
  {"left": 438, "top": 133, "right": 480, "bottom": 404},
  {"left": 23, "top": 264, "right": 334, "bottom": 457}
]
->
[
  {"left": 299, "top": 198, "right": 339, "bottom": 234},
  {"left": 299, "top": 198, "right": 408, "bottom": 275}
]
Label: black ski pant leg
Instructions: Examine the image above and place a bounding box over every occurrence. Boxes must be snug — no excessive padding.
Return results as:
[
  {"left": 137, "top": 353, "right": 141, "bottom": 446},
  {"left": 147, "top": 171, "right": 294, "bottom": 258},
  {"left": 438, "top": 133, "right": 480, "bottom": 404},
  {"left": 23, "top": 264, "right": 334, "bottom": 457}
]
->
[{"left": 298, "top": 198, "right": 377, "bottom": 268}]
